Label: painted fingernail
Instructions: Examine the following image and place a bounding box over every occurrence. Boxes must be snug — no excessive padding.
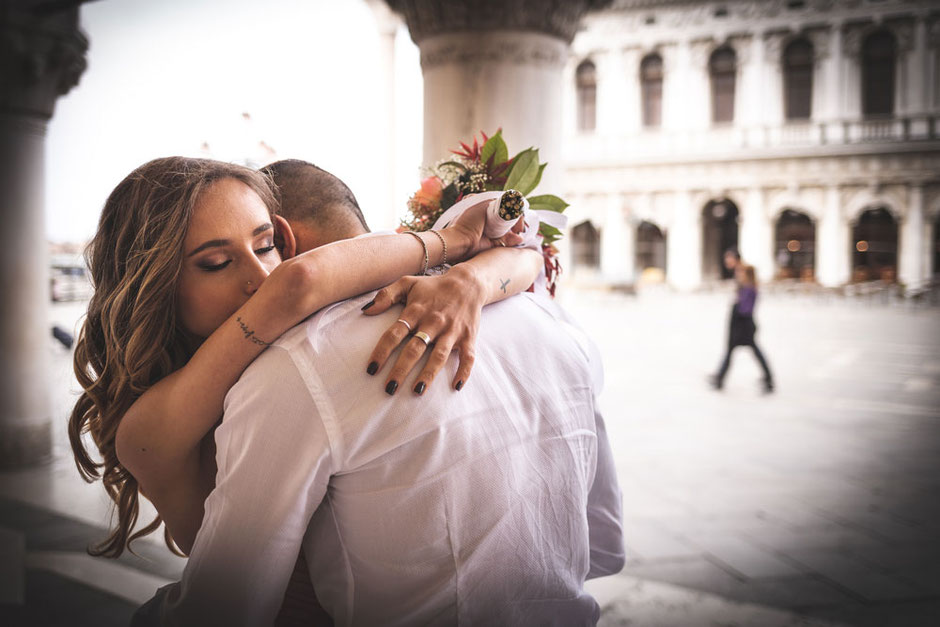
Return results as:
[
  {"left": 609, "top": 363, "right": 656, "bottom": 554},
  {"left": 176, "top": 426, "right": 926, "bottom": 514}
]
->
[
  {"left": 455, "top": 380, "right": 464, "bottom": 391},
  {"left": 385, "top": 380, "right": 398, "bottom": 395},
  {"left": 361, "top": 299, "right": 375, "bottom": 311},
  {"left": 367, "top": 361, "right": 378, "bottom": 375},
  {"left": 414, "top": 381, "right": 426, "bottom": 395}
]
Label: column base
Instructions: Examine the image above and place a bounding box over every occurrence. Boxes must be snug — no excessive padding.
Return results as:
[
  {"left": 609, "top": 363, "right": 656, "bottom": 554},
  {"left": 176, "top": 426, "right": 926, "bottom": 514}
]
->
[{"left": 0, "top": 420, "right": 52, "bottom": 469}]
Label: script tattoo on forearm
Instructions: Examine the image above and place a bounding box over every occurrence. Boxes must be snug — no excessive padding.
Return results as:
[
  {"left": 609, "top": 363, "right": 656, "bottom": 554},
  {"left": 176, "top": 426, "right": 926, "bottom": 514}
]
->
[
  {"left": 499, "top": 277, "right": 510, "bottom": 293},
  {"left": 236, "top": 316, "right": 271, "bottom": 347}
]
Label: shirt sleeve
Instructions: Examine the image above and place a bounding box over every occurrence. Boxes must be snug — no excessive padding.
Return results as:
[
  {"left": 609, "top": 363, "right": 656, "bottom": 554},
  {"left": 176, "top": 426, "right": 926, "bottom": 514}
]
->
[
  {"left": 156, "top": 345, "right": 332, "bottom": 627},
  {"left": 586, "top": 405, "right": 625, "bottom": 579}
]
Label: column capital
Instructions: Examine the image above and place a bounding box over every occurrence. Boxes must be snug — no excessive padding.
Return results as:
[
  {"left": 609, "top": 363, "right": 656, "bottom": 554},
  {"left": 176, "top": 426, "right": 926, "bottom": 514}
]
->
[
  {"left": 0, "top": 2, "right": 88, "bottom": 119},
  {"left": 385, "top": 0, "right": 613, "bottom": 45}
]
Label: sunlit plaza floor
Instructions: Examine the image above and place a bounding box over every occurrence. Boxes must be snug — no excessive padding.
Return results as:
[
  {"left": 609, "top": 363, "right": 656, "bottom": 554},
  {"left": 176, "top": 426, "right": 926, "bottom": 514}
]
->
[{"left": 2, "top": 284, "right": 939, "bottom": 626}]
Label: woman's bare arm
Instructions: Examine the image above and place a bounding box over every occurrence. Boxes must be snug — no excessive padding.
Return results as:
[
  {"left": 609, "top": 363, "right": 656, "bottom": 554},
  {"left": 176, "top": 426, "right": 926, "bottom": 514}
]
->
[{"left": 116, "top": 227, "right": 471, "bottom": 472}]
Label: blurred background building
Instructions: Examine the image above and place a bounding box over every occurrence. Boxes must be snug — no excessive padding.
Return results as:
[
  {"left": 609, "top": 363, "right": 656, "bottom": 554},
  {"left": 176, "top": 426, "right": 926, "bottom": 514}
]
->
[{"left": 560, "top": 0, "right": 940, "bottom": 292}]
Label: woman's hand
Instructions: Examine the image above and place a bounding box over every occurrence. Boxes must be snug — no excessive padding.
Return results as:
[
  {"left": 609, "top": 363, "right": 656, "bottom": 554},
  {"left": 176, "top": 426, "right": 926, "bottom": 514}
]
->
[
  {"left": 362, "top": 264, "right": 486, "bottom": 395},
  {"left": 446, "top": 197, "right": 525, "bottom": 262}
]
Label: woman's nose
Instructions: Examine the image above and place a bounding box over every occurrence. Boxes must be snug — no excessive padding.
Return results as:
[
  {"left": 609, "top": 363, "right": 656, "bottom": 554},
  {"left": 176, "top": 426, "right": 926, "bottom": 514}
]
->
[{"left": 243, "top": 259, "right": 271, "bottom": 295}]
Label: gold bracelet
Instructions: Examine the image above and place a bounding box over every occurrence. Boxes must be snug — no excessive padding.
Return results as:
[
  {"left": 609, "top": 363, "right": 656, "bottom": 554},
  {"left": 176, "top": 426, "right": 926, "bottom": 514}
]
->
[
  {"left": 428, "top": 229, "right": 447, "bottom": 266},
  {"left": 403, "top": 231, "right": 429, "bottom": 275}
]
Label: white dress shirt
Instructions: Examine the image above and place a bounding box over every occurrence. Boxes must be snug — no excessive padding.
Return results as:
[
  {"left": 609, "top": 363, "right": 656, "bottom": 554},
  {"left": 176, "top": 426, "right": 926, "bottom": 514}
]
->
[{"left": 148, "top": 291, "right": 623, "bottom": 626}]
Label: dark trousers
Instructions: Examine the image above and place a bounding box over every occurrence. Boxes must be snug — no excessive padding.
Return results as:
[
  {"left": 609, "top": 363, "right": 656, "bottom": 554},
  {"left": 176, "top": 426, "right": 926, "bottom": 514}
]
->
[{"left": 716, "top": 341, "right": 773, "bottom": 384}]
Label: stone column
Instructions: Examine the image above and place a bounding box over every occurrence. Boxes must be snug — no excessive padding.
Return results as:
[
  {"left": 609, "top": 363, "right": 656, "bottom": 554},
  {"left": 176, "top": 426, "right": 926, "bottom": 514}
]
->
[
  {"left": 595, "top": 47, "right": 628, "bottom": 136},
  {"left": 688, "top": 39, "right": 713, "bottom": 130},
  {"left": 762, "top": 31, "right": 786, "bottom": 127},
  {"left": 840, "top": 23, "right": 864, "bottom": 120},
  {"left": 740, "top": 188, "right": 773, "bottom": 282},
  {"left": 807, "top": 27, "right": 833, "bottom": 124},
  {"left": 667, "top": 189, "right": 701, "bottom": 290},
  {"left": 817, "top": 185, "right": 850, "bottom": 287},
  {"left": 600, "top": 194, "right": 633, "bottom": 284},
  {"left": 366, "top": 1, "right": 403, "bottom": 229},
  {"left": 387, "top": 0, "right": 611, "bottom": 198},
  {"left": 899, "top": 184, "right": 926, "bottom": 289},
  {"left": 0, "top": 3, "right": 87, "bottom": 468}
]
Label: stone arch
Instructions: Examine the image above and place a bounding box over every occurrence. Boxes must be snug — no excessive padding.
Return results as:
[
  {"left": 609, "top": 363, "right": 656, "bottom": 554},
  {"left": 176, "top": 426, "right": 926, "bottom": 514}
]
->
[
  {"left": 844, "top": 189, "right": 905, "bottom": 224},
  {"left": 635, "top": 220, "right": 667, "bottom": 282},
  {"left": 571, "top": 220, "right": 601, "bottom": 270},
  {"left": 774, "top": 208, "right": 816, "bottom": 280},
  {"left": 701, "top": 198, "right": 740, "bottom": 280},
  {"left": 851, "top": 207, "right": 899, "bottom": 282}
]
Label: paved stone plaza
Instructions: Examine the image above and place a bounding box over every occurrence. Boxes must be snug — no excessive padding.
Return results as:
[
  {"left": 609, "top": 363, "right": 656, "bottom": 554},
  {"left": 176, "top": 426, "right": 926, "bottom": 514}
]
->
[{"left": 1, "top": 287, "right": 939, "bottom": 625}]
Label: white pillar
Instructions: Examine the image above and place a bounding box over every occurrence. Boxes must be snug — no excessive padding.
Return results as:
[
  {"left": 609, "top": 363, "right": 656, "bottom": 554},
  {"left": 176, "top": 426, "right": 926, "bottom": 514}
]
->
[
  {"left": 0, "top": 6, "right": 86, "bottom": 468},
  {"left": 667, "top": 189, "right": 701, "bottom": 290},
  {"left": 621, "top": 48, "right": 642, "bottom": 135},
  {"left": 419, "top": 31, "right": 567, "bottom": 196},
  {"left": 740, "top": 188, "right": 773, "bottom": 282},
  {"left": 734, "top": 35, "right": 760, "bottom": 127},
  {"left": 366, "top": 0, "right": 401, "bottom": 230},
  {"left": 899, "top": 184, "right": 926, "bottom": 289},
  {"left": 762, "top": 33, "right": 785, "bottom": 126},
  {"left": 596, "top": 48, "right": 631, "bottom": 136},
  {"left": 662, "top": 41, "right": 688, "bottom": 131},
  {"left": 600, "top": 194, "right": 633, "bottom": 284},
  {"left": 817, "top": 185, "right": 850, "bottom": 287},
  {"left": 0, "top": 116, "right": 52, "bottom": 467},
  {"left": 841, "top": 25, "right": 863, "bottom": 119},
  {"left": 689, "top": 40, "right": 713, "bottom": 130}
]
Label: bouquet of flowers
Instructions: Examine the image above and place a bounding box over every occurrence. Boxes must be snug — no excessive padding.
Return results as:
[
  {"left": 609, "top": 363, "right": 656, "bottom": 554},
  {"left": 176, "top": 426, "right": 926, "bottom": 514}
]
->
[{"left": 400, "top": 129, "right": 569, "bottom": 296}]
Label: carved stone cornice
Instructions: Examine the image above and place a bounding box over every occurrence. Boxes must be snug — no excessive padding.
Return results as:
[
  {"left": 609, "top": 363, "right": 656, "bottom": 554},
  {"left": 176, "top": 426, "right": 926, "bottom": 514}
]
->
[
  {"left": 385, "top": 0, "right": 614, "bottom": 45},
  {"left": 0, "top": 1, "right": 88, "bottom": 119},
  {"left": 419, "top": 31, "right": 568, "bottom": 71}
]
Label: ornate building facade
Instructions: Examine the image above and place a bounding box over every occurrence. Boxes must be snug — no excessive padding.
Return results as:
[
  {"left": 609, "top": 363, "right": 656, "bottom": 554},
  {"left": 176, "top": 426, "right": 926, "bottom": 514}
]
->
[{"left": 561, "top": 0, "right": 940, "bottom": 290}]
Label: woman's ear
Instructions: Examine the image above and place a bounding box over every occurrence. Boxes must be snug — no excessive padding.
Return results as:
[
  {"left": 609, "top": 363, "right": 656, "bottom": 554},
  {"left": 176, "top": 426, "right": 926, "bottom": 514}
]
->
[{"left": 273, "top": 215, "right": 297, "bottom": 259}]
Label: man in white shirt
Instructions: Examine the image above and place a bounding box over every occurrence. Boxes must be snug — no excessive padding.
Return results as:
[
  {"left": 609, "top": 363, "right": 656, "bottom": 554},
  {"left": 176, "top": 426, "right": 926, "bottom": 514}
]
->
[{"left": 140, "top": 160, "right": 624, "bottom": 626}]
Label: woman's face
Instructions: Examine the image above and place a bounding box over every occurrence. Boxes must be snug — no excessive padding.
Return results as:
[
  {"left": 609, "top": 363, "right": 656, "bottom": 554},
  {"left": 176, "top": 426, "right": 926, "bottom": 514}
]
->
[{"left": 176, "top": 178, "right": 281, "bottom": 338}]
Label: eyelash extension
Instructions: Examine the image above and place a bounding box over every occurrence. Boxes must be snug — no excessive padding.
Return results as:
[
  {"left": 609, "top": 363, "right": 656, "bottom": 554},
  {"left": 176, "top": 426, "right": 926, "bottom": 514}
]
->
[{"left": 255, "top": 245, "right": 276, "bottom": 255}]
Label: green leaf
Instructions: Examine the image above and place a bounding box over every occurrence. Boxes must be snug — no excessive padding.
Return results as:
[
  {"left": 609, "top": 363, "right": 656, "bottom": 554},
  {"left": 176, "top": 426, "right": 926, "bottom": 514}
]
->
[
  {"left": 441, "top": 183, "right": 459, "bottom": 210},
  {"left": 527, "top": 163, "right": 546, "bottom": 196},
  {"left": 504, "top": 148, "right": 540, "bottom": 196},
  {"left": 528, "top": 194, "right": 569, "bottom": 213},
  {"left": 539, "top": 223, "right": 563, "bottom": 245},
  {"left": 480, "top": 130, "right": 508, "bottom": 167}
]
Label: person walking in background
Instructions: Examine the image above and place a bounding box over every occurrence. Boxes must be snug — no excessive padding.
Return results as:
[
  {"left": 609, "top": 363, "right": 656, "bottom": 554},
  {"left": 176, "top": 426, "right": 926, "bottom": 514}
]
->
[{"left": 709, "top": 262, "right": 775, "bottom": 394}]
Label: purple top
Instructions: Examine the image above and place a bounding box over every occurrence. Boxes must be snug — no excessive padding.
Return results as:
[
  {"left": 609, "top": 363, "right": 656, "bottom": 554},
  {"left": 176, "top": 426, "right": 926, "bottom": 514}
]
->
[{"left": 737, "top": 285, "right": 757, "bottom": 316}]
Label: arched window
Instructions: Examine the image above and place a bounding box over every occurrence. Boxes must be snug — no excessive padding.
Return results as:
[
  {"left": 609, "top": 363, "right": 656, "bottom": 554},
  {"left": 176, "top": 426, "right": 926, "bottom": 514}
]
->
[
  {"left": 572, "top": 221, "right": 601, "bottom": 268},
  {"left": 709, "top": 47, "right": 736, "bottom": 124},
  {"left": 640, "top": 54, "right": 664, "bottom": 128},
  {"left": 862, "top": 30, "right": 896, "bottom": 117},
  {"left": 576, "top": 60, "right": 597, "bottom": 132},
  {"left": 783, "top": 38, "right": 813, "bottom": 120}
]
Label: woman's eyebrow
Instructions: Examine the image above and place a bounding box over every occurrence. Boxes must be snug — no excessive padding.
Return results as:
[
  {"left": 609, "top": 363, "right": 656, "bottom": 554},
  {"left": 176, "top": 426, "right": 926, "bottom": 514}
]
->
[{"left": 187, "top": 223, "right": 273, "bottom": 257}]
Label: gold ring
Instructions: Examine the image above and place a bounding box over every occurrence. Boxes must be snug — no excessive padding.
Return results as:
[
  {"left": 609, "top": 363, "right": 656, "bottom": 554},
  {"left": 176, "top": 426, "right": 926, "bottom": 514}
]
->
[
  {"left": 397, "top": 319, "right": 412, "bottom": 332},
  {"left": 414, "top": 331, "right": 431, "bottom": 345}
]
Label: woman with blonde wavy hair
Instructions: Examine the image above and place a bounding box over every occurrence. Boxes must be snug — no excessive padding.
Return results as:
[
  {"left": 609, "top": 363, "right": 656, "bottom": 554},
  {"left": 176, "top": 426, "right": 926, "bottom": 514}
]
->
[{"left": 67, "top": 156, "right": 541, "bottom": 618}]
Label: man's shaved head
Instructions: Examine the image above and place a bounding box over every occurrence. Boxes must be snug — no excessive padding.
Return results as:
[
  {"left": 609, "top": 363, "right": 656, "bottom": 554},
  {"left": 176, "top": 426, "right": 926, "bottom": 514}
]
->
[{"left": 261, "top": 159, "right": 369, "bottom": 250}]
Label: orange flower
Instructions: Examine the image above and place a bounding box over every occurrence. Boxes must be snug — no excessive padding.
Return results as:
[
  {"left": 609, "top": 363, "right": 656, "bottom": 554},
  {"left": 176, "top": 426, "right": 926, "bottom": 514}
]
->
[{"left": 413, "top": 176, "right": 443, "bottom": 207}]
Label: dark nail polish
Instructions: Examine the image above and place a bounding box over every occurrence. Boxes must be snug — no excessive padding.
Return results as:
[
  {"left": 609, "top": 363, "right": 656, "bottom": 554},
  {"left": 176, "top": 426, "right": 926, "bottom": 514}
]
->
[
  {"left": 385, "top": 380, "right": 398, "bottom": 395},
  {"left": 367, "top": 361, "right": 378, "bottom": 375},
  {"left": 455, "top": 380, "right": 464, "bottom": 391},
  {"left": 361, "top": 299, "right": 375, "bottom": 311},
  {"left": 414, "top": 381, "right": 426, "bottom": 395}
]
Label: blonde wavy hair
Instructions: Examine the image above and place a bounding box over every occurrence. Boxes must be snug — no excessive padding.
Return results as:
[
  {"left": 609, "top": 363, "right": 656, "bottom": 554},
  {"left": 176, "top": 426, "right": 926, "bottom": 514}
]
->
[{"left": 68, "top": 157, "right": 278, "bottom": 557}]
